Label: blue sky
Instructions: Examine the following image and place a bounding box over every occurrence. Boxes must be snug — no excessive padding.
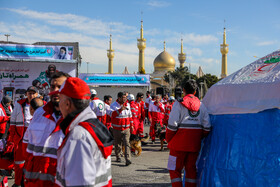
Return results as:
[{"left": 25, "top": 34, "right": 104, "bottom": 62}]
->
[{"left": 0, "top": 0, "right": 279, "bottom": 77}]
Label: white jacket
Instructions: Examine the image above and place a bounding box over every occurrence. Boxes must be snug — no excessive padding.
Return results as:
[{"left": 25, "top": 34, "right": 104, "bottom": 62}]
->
[
  {"left": 56, "top": 106, "right": 113, "bottom": 187},
  {"left": 90, "top": 98, "right": 106, "bottom": 117}
]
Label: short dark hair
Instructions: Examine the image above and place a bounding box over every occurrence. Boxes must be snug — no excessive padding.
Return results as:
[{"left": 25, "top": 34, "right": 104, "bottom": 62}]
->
[
  {"left": 104, "top": 95, "right": 112, "bottom": 101},
  {"left": 183, "top": 80, "right": 198, "bottom": 95},
  {"left": 146, "top": 91, "right": 151, "bottom": 95},
  {"left": 117, "top": 92, "right": 126, "bottom": 98},
  {"left": 70, "top": 98, "right": 90, "bottom": 111},
  {"left": 136, "top": 92, "right": 144, "bottom": 98},
  {"left": 30, "top": 97, "right": 44, "bottom": 111},
  {"left": 49, "top": 71, "right": 71, "bottom": 84}
]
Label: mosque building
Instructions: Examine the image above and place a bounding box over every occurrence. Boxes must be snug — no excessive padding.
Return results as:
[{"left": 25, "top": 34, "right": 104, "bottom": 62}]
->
[{"left": 106, "top": 20, "right": 228, "bottom": 92}]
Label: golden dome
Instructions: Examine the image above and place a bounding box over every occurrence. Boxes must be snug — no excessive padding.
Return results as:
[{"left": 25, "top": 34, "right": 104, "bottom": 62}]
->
[{"left": 154, "top": 50, "right": 176, "bottom": 72}]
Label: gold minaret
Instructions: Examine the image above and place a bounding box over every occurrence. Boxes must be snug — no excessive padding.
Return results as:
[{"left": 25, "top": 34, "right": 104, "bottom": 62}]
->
[
  {"left": 178, "top": 39, "right": 186, "bottom": 68},
  {"left": 107, "top": 34, "right": 114, "bottom": 74},
  {"left": 137, "top": 20, "right": 146, "bottom": 73},
  {"left": 220, "top": 27, "right": 229, "bottom": 78}
]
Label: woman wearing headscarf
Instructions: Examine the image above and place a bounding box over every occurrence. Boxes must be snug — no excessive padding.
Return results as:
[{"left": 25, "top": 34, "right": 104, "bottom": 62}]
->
[{"left": 0, "top": 96, "right": 13, "bottom": 139}]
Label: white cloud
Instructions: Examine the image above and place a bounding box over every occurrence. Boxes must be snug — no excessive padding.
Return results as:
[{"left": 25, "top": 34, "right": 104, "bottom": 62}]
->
[
  {"left": 147, "top": 0, "right": 170, "bottom": 7},
  {"left": 0, "top": 8, "right": 221, "bottom": 75},
  {"left": 256, "top": 40, "right": 277, "bottom": 46},
  {"left": 5, "top": 8, "right": 136, "bottom": 37}
]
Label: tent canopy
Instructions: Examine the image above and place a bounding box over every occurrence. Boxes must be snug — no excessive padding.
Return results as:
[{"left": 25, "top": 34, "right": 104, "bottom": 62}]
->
[{"left": 204, "top": 50, "right": 280, "bottom": 114}]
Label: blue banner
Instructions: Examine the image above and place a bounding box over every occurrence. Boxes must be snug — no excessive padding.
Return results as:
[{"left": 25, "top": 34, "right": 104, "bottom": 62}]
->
[
  {"left": 0, "top": 44, "right": 73, "bottom": 60},
  {"left": 79, "top": 74, "right": 150, "bottom": 86}
]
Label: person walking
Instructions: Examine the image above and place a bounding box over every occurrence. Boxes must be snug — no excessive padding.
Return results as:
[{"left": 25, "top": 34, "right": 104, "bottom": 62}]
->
[
  {"left": 110, "top": 92, "right": 133, "bottom": 166},
  {"left": 166, "top": 80, "right": 211, "bottom": 187},
  {"left": 55, "top": 77, "right": 113, "bottom": 187},
  {"left": 148, "top": 95, "right": 164, "bottom": 143}
]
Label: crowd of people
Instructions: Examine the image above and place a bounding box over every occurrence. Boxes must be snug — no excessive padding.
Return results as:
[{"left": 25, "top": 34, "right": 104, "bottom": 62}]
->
[{"left": 0, "top": 71, "right": 211, "bottom": 187}]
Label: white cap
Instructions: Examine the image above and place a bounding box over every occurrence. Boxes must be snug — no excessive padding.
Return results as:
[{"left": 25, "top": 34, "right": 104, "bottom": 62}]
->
[
  {"left": 169, "top": 96, "right": 175, "bottom": 101},
  {"left": 90, "top": 89, "right": 97, "bottom": 95},
  {"left": 127, "top": 94, "right": 135, "bottom": 101}
]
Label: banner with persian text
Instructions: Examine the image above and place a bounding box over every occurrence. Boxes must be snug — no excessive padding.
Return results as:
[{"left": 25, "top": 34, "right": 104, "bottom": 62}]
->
[
  {"left": 79, "top": 74, "right": 150, "bottom": 86},
  {"left": 0, "top": 44, "right": 74, "bottom": 60},
  {"left": 0, "top": 61, "right": 76, "bottom": 100}
]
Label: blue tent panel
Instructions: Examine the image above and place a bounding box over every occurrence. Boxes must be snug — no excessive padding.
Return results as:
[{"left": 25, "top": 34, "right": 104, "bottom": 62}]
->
[{"left": 197, "top": 108, "right": 280, "bottom": 187}]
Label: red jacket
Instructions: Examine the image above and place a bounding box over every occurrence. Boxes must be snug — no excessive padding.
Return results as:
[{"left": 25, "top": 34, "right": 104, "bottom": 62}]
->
[
  {"left": 110, "top": 101, "right": 133, "bottom": 131},
  {"left": 23, "top": 102, "right": 63, "bottom": 186},
  {"left": 0, "top": 104, "right": 10, "bottom": 134},
  {"left": 163, "top": 103, "right": 173, "bottom": 126},
  {"left": 136, "top": 100, "right": 145, "bottom": 122},
  {"left": 166, "top": 94, "right": 211, "bottom": 152},
  {"left": 7, "top": 99, "right": 31, "bottom": 154},
  {"left": 148, "top": 101, "right": 164, "bottom": 123}
]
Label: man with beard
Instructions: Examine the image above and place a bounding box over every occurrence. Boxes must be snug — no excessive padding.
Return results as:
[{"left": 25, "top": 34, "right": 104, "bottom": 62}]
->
[
  {"left": 5, "top": 86, "right": 38, "bottom": 187},
  {"left": 23, "top": 71, "right": 70, "bottom": 186}
]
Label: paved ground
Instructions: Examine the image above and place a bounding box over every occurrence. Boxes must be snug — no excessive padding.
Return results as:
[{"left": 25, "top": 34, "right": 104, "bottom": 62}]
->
[
  {"left": 7, "top": 124, "right": 172, "bottom": 187},
  {"left": 111, "top": 137, "right": 171, "bottom": 187}
]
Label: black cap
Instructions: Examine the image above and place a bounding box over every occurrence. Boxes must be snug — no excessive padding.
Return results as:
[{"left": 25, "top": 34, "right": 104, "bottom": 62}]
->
[{"left": 26, "top": 86, "right": 38, "bottom": 93}]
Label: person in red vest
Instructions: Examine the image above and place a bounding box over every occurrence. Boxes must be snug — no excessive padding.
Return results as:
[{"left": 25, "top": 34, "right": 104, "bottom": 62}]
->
[
  {"left": 135, "top": 92, "right": 145, "bottom": 138},
  {"left": 23, "top": 71, "right": 70, "bottom": 187},
  {"left": 5, "top": 86, "right": 38, "bottom": 187},
  {"left": 127, "top": 94, "right": 139, "bottom": 135},
  {"left": 166, "top": 80, "right": 211, "bottom": 187},
  {"left": 0, "top": 96, "right": 12, "bottom": 139},
  {"left": 148, "top": 94, "right": 164, "bottom": 143},
  {"left": 163, "top": 96, "right": 175, "bottom": 127},
  {"left": 110, "top": 92, "right": 134, "bottom": 166},
  {"left": 55, "top": 77, "right": 113, "bottom": 186},
  {"left": 104, "top": 95, "right": 113, "bottom": 130}
]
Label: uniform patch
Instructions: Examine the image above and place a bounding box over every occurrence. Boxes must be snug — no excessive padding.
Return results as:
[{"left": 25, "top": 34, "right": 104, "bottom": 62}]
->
[{"left": 188, "top": 109, "right": 200, "bottom": 118}]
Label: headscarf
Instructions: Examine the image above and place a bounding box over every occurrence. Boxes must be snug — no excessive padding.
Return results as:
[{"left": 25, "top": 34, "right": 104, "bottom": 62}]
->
[{"left": 1, "top": 96, "right": 12, "bottom": 116}]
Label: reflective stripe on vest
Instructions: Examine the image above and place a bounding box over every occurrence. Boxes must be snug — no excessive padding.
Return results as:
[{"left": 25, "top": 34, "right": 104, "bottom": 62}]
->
[
  {"left": 171, "top": 178, "right": 182, "bottom": 183},
  {"left": 178, "top": 123, "right": 202, "bottom": 129},
  {"left": 27, "top": 144, "right": 57, "bottom": 156},
  {"left": 14, "top": 160, "right": 25, "bottom": 164},
  {"left": 24, "top": 169, "right": 55, "bottom": 182},
  {"left": 185, "top": 178, "right": 197, "bottom": 183},
  {"left": 111, "top": 124, "right": 130, "bottom": 128}
]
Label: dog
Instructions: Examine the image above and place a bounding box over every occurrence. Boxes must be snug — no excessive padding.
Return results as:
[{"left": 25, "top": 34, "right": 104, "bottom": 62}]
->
[
  {"left": 122, "top": 134, "right": 142, "bottom": 156},
  {"left": 155, "top": 123, "right": 166, "bottom": 151},
  {"left": 140, "top": 133, "right": 150, "bottom": 145}
]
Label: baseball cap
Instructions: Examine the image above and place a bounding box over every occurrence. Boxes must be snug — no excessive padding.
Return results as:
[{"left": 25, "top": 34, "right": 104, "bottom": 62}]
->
[
  {"left": 49, "top": 77, "right": 91, "bottom": 100},
  {"left": 27, "top": 86, "right": 38, "bottom": 93}
]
